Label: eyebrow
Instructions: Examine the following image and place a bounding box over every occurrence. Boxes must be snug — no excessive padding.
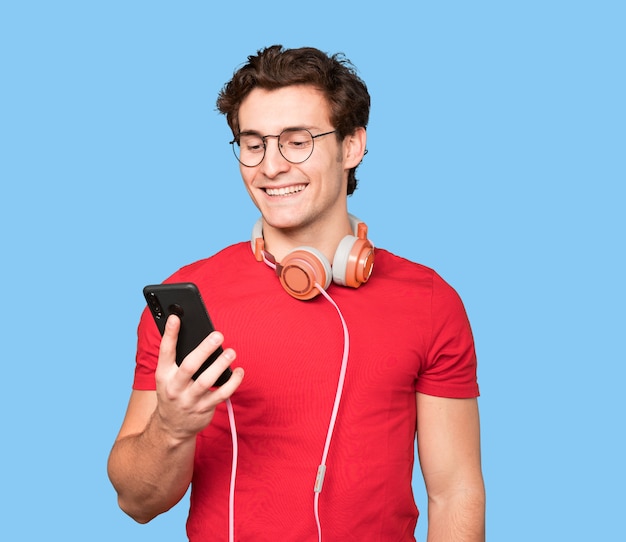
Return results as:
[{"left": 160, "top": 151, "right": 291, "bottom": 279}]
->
[{"left": 237, "top": 126, "right": 318, "bottom": 136}]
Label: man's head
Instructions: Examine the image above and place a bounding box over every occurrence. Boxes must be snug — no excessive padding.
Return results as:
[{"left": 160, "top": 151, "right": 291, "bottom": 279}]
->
[{"left": 216, "top": 45, "right": 370, "bottom": 195}]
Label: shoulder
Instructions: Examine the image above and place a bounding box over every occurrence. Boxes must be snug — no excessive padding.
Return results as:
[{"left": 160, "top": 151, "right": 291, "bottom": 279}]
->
[
  {"left": 371, "top": 248, "right": 467, "bottom": 316},
  {"left": 164, "top": 242, "right": 252, "bottom": 282},
  {"left": 373, "top": 248, "right": 452, "bottom": 290}
]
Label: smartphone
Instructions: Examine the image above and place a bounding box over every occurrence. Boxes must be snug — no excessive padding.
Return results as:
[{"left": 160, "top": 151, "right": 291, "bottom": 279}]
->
[{"left": 143, "top": 282, "right": 232, "bottom": 386}]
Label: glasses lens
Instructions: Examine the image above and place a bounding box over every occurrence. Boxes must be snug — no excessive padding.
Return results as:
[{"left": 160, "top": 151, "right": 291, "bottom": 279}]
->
[
  {"left": 279, "top": 129, "right": 314, "bottom": 164},
  {"left": 235, "top": 134, "right": 265, "bottom": 167}
]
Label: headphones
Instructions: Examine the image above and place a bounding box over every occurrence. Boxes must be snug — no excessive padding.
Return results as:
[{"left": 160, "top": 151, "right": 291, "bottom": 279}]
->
[{"left": 251, "top": 214, "right": 375, "bottom": 300}]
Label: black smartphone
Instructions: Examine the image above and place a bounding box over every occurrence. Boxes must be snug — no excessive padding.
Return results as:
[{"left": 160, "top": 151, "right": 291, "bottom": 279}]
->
[{"left": 143, "top": 282, "right": 232, "bottom": 386}]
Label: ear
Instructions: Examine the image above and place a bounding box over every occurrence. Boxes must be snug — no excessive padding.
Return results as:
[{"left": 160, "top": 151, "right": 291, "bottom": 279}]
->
[{"left": 342, "top": 127, "right": 367, "bottom": 169}]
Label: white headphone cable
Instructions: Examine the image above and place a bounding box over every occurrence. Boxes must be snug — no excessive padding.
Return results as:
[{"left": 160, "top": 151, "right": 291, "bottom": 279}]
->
[
  {"left": 225, "top": 398, "right": 238, "bottom": 542},
  {"left": 312, "top": 282, "right": 350, "bottom": 542}
]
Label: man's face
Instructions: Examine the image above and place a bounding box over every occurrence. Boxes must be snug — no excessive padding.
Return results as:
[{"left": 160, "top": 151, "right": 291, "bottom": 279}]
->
[{"left": 236, "top": 85, "right": 349, "bottom": 232}]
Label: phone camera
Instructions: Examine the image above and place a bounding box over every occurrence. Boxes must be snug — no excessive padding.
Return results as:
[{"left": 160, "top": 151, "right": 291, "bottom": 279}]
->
[{"left": 148, "top": 292, "right": 164, "bottom": 319}]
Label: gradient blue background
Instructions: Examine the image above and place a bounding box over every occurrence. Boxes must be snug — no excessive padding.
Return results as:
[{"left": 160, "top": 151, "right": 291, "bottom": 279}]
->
[{"left": 1, "top": 1, "right": 624, "bottom": 540}]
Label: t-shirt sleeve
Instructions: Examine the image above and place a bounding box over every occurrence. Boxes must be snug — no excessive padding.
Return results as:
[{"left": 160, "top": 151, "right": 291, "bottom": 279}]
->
[
  {"left": 133, "top": 305, "right": 162, "bottom": 390},
  {"left": 414, "top": 272, "right": 479, "bottom": 398}
]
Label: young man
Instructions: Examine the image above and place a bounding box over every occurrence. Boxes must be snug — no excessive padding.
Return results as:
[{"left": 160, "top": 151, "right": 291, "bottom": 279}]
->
[{"left": 108, "top": 45, "right": 485, "bottom": 541}]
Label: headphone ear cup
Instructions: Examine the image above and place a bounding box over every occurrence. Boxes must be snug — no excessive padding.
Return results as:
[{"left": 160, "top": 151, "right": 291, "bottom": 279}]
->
[
  {"left": 278, "top": 247, "right": 332, "bottom": 300},
  {"left": 332, "top": 235, "right": 375, "bottom": 288},
  {"left": 251, "top": 218, "right": 265, "bottom": 261}
]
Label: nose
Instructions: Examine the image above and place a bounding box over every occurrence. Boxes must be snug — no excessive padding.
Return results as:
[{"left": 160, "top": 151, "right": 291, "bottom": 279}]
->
[{"left": 260, "top": 135, "right": 290, "bottom": 178}]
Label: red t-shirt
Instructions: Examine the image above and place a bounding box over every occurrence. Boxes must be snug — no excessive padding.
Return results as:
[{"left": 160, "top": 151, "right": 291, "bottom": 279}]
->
[{"left": 134, "top": 243, "right": 479, "bottom": 541}]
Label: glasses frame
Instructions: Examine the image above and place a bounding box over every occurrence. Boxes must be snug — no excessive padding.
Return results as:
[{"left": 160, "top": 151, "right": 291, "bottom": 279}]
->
[{"left": 229, "top": 128, "right": 337, "bottom": 168}]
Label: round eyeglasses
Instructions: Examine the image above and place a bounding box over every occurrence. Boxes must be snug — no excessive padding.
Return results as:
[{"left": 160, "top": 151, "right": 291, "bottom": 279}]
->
[{"left": 230, "top": 128, "right": 337, "bottom": 168}]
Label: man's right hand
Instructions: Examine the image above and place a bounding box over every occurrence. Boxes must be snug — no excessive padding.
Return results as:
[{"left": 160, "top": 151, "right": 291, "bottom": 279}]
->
[{"left": 153, "top": 314, "right": 244, "bottom": 443}]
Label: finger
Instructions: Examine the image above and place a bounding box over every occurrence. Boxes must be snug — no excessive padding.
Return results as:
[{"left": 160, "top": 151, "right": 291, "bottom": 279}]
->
[
  {"left": 192, "top": 346, "right": 238, "bottom": 390},
  {"left": 204, "top": 365, "right": 245, "bottom": 404},
  {"left": 157, "top": 314, "right": 181, "bottom": 372},
  {"left": 175, "top": 330, "right": 225, "bottom": 381}
]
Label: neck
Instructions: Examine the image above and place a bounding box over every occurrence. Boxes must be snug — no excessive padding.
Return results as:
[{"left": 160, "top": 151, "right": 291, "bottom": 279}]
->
[{"left": 261, "top": 215, "right": 353, "bottom": 263}]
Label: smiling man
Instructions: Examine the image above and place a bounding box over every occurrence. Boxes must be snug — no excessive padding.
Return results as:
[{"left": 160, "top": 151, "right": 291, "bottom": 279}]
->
[{"left": 108, "top": 45, "right": 485, "bottom": 542}]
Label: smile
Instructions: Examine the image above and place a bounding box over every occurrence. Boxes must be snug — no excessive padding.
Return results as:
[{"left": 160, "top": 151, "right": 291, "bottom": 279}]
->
[{"left": 265, "top": 184, "right": 307, "bottom": 197}]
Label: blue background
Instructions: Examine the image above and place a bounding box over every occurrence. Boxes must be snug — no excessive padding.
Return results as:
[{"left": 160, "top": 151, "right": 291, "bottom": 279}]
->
[{"left": 1, "top": 1, "right": 624, "bottom": 540}]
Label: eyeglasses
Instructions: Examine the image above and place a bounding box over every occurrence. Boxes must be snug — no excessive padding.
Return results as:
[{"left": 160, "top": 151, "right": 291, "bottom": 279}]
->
[{"left": 230, "top": 128, "right": 337, "bottom": 168}]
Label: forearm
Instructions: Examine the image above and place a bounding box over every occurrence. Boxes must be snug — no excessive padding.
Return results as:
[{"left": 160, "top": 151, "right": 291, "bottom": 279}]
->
[
  {"left": 426, "top": 485, "right": 486, "bottom": 542},
  {"left": 107, "top": 411, "right": 196, "bottom": 523}
]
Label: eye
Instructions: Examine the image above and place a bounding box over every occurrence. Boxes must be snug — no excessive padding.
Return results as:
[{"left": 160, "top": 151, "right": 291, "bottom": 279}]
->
[
  {"left": 282, "top": 130, "right": 312, "bottom": 150},
  {"left": 240, "top": 135, "right": 264, "bottom": 153}
]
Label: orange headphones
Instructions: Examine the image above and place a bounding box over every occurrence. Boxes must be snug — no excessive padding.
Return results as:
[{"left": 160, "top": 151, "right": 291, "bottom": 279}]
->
[{"left": 251, "top": 214, "right": 375, "bottom": 300}]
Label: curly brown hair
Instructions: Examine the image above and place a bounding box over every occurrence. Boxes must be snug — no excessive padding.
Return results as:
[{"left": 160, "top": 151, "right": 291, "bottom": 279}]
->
[{"left": 216, "top": 45, "right": 370, "bottom": 195}]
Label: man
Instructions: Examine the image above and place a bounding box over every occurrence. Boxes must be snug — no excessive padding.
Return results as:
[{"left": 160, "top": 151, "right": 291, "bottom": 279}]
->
[{"left": 108, "top": 45, "right": 485, "bottom": 541}]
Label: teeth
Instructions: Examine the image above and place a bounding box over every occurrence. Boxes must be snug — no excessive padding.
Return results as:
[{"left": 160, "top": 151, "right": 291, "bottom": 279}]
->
[{"left": 266, "top": 185, "right": 306, "bottom": 197}]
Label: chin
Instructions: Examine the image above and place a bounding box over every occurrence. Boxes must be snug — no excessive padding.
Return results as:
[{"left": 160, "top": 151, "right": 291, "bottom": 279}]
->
[{"left": 261, "top": 211, "right": 308, "bottom": 231}]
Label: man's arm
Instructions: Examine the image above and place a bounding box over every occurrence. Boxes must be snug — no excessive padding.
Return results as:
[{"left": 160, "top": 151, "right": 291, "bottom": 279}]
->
[
  {"left": 107, "top": 315, "right": 244, "bottom": 523},
  {"left": 416, "top": 393, "right": 485, "bottom": 542}
]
